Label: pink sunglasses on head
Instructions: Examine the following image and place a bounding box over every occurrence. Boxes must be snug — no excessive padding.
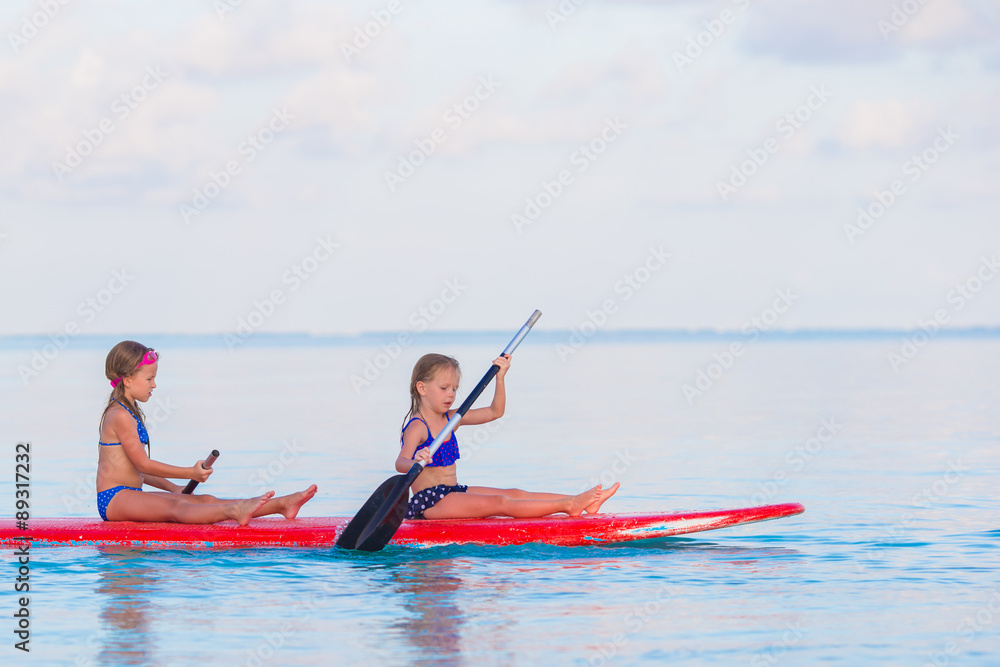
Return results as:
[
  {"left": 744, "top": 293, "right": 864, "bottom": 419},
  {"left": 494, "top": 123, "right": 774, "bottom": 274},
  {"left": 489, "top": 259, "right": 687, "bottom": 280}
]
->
[{"left": 110, "top": 349, "right": 158, "bottom": 388}]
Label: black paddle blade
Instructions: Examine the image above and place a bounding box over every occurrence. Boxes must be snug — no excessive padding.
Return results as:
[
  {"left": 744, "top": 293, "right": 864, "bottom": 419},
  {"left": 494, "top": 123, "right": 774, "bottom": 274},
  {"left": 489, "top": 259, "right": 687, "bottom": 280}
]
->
[
  {"left": 355, "top": 470, "right": 419, "bottom": 552},
  {"left": 336, "top": 474, "right": 410, "bottom": 551}
]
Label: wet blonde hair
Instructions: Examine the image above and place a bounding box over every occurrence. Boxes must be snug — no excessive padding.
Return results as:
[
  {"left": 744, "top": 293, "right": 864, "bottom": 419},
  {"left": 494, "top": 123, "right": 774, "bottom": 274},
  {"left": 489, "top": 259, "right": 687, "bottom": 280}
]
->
[
  {"left": 100, "top": 341, "right": 155, "bottom": 445},
  {"left": 402, "top": 353, "right": 460, "bottom": 430}
]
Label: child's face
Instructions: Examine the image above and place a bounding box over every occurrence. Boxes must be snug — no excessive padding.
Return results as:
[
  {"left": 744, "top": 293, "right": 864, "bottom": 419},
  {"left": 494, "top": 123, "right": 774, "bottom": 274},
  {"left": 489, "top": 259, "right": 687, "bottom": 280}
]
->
[
  {"left": 418, "top": 367, "right": 459, "bottom": 414},
  {"left": 125, "top": 362, "right": 157, "bottom": 402}
]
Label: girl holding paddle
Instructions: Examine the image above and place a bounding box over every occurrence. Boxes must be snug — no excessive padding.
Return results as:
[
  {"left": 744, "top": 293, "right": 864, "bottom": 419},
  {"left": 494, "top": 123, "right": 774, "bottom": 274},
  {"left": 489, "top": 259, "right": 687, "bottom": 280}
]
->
[
  {"left": 96, "top": 341, "right": 317, "bottom": 524},
  {"left": 396, "top": 352, "right": 619, "bottom": 520}
]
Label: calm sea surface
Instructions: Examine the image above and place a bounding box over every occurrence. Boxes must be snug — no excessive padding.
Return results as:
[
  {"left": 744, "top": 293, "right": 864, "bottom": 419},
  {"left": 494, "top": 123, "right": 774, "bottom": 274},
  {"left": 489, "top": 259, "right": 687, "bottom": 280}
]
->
[{"left": 1, "top": 331, "right": 998, "bottom": 665}]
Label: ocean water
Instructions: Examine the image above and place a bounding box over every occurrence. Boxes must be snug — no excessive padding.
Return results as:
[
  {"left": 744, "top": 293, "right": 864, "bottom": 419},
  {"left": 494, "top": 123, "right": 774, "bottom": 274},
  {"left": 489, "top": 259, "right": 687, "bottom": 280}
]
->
[{"left": 1, "top": 331, "right": 998, "bottom": 665}]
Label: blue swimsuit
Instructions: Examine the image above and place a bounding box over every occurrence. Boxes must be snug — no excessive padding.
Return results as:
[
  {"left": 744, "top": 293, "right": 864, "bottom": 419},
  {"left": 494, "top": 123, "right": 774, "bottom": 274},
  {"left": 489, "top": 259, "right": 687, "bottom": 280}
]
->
[
  {"left": 406, "top": 484, "right": 468, "bottom": 520},
  {"left": 402, "top": 416, "right": 460, "bottom": 467},
  {"left": 401, "top": 416, "right": 465, "bottom": 519},
  {"left": 97, "top": 401, "right": 148, "bottom": 521}
]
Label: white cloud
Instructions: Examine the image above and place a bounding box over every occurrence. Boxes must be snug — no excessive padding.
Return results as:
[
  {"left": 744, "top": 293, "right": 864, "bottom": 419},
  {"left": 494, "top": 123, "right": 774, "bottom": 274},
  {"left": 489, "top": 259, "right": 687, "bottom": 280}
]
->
[
  {"left": 741, "top": 0, "right": 897, "bottom": 63},
  {"left": 741, "top": 0, "right": 1000, "bottom": 62},
  {"left": 70, "top": 48, "right": 106, "bottom": 86},
  {"left": 281, "top": 66, "right": 388, "bottom": 156},
  {"left": 839, "top": 98, "right": 937, "bottom": 150},
  {"left": 435, "top": 47, "right": 668, "bottom": 151},
  {"left": 0, "top": 2, "right": 389, "bottom": 204},
  {"left": 174, "top": 5, "right": 348, "bottom": 77},
  {"left": 896, "top": 0, "right": 999, "bottom": 46}
]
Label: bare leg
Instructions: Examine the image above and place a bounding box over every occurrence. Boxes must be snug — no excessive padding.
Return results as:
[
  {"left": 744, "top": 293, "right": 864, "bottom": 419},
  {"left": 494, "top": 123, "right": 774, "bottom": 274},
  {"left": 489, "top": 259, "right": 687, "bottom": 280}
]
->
[
  {"left": 148, "top": 492, "right": 224, "bottom": 502},
  {"left": 252, "top": 484, "right": 317, "bottom": 519},
  {"left": 106, "top": 489, "right": 274, "bottom": 525},
  {"left": 149, "top": 485, "right": 318, "bottom": 519},
  {"left": 466, "top": 486, "right": 573, "bottom": 501},
  {"left": 228, "top": 493, "right": 274, "bottom": 525},
  {"left": 423, "top": 485, "right": 603, "bottom": 520}
]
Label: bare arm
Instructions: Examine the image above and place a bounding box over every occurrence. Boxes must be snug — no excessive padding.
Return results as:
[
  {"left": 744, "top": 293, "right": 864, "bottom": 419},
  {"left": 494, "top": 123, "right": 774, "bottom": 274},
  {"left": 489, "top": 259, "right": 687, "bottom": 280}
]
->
[
  {"left": 112, "top": 412, "right": 212, "bottom": 482},
  {"left": 143, "top": 475, "right": 183, "bottom": 493},
  {"left": 396, "top": 421, "right": 431, "bottom": 472},
  {"left": 461, "top": 354, "right": 509, "bottom": 426}
]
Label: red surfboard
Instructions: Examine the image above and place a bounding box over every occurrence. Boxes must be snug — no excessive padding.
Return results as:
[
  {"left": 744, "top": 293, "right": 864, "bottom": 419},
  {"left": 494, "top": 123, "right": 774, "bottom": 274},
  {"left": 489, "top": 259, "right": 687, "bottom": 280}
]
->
[{"left": 0, "top": 503, "right": 803, "bottom": 549}]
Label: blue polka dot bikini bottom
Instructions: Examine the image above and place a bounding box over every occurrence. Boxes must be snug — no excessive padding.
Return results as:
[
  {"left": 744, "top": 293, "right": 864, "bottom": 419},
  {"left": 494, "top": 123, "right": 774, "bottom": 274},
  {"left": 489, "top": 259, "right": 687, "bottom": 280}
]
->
[
  {"left": 97, "top": 485, "right": 142, "bottom": 521},
  {"left": 406, "top": 484, "right": 468, "bottom": 520}
]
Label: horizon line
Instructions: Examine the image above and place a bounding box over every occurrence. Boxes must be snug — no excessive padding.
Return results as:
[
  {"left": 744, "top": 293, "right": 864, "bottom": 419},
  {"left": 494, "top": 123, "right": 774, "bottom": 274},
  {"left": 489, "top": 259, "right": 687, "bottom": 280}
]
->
[{"left": 1, "top": 325, "right": 998, "bottom": 348}]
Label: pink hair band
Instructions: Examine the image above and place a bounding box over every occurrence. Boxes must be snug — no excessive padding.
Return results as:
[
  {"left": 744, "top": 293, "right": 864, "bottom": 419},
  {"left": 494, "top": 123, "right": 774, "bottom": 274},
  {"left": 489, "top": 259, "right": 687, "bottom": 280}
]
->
[{"left": 110, "top": 349, "right": 158, "bottom": 388}]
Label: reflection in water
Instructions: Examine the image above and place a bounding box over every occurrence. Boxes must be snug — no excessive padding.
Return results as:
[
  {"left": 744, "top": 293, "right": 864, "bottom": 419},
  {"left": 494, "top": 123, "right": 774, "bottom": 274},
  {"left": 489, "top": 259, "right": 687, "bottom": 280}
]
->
[
  {"left": 94, "top": 547, "right": 160, "bottom": 666},
  {"left": 381, "top": 541, "right": 805, "bottom": 664},
  {"left": 388, "top": 559, "right": 467, "bottom": 667},
  {"left": 380, "top": 550, "right": 691, "bottom": 666}
]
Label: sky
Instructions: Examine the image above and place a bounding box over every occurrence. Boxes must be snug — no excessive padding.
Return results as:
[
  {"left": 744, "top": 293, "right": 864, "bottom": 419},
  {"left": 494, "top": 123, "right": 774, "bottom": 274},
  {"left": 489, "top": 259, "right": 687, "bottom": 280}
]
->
[{"left": 1, "top": 0, "right": 999, "bottom": 337}]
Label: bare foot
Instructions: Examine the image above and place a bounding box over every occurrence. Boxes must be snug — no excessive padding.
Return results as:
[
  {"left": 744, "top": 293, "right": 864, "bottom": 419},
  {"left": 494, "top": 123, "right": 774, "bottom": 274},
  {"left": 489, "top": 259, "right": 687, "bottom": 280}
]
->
[
  {"left": 584, "top": 482, "right": 620, "bottom": 515},
  {"left": 276, "top": 484, "right": 318, "bottom": 519},
  {"left": 230, "top": 491, "right": 274, "bottom": 526},
  {"left": 567, "top": 485, "right": 603, "bottom": 517}
]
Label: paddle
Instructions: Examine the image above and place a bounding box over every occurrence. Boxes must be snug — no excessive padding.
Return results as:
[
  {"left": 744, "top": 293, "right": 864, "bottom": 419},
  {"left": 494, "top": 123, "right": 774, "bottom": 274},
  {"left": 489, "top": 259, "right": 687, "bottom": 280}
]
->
[
  {"left": 182, "top": 449, "right": 219, "bottom": 494},
  {"left": 337, "top": 310, "right": 543, "bottom": 552}
]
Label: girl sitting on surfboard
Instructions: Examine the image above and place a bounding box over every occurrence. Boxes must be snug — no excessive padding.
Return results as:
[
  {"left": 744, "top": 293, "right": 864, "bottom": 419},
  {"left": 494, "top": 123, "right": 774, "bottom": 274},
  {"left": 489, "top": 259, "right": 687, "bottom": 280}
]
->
[
  {"left": 96, "top": 341, "right": 317, "bottom": 524},
  {"left": 396, "top": 353, "right": 619, "bottom": 520}
]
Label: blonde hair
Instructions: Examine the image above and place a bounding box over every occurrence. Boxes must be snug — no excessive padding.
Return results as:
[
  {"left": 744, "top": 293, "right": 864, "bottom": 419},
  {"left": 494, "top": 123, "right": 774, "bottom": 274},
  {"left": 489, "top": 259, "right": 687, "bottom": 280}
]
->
[
  {"left": 402, "top": 353, "right": 460, "bottom": 430},
  {"left": 100, "top": 341, "right": 155, "bottom": 447}
]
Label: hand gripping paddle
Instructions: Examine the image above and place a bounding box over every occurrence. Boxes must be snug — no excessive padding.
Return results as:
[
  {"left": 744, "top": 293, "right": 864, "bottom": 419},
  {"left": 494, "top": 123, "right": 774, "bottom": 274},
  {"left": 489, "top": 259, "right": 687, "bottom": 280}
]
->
[
  {"left": 182, "top": 450, "right": 219, "bottom": 494},
  {"left": 337, "top": 310, "right": 542, "bottom": 551}
]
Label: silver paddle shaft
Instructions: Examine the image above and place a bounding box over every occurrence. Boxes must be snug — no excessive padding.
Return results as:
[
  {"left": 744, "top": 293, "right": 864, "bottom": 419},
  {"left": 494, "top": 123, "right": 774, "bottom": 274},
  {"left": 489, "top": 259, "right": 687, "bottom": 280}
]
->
[{"left": 422, "top": 310, "right": 541, "bottom": 462}]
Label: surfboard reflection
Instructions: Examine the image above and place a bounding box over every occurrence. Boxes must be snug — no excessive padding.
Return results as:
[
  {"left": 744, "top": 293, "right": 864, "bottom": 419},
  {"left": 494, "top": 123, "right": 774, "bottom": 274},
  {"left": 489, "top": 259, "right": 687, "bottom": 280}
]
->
[
  {"left": 93, "top": 546, "right": 160, "bottom": 665},
  {"left": 387, "top": 559, "right": 467, "bottom": 666}
]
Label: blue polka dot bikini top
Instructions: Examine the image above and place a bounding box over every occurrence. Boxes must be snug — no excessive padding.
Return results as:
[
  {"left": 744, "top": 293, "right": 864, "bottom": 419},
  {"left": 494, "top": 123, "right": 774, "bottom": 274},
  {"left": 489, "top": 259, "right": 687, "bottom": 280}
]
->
[
  {"left": 99, "top": 400, "right": 149, "bottom": 446},
  {"left": 402, "top": 415, "right": 460, "bottom": 467}
]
